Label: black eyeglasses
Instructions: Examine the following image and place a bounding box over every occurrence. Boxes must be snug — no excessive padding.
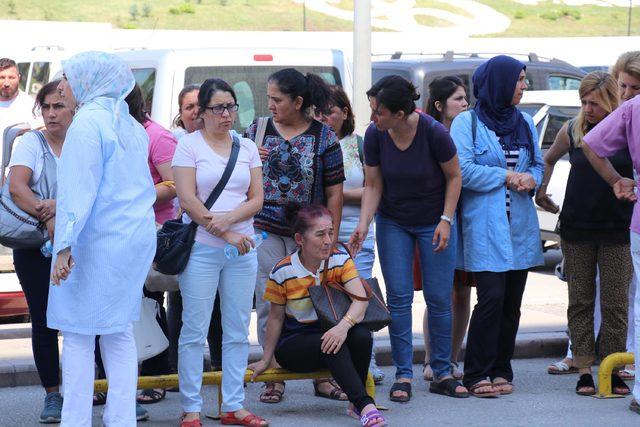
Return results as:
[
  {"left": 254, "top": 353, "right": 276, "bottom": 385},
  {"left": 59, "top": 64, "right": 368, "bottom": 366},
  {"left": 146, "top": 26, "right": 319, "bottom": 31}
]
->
[{"left": 203, "top": 103, "right": 239, "bottom": 115}]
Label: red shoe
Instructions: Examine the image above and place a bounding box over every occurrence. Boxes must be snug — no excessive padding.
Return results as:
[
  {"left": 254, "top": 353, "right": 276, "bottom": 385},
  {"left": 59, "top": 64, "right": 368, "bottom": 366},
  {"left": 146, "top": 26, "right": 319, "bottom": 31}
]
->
[
  {"left": 180, "top": 413, "right": 202, "bottom": 427},
  {"left": 220, "top": 411, "right": 269, "bottom": 427}
]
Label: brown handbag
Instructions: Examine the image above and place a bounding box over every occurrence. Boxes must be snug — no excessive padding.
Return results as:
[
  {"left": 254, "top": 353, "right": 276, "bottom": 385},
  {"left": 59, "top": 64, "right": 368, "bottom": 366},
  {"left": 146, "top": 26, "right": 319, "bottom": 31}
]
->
[{"left": 308, "top": 243, "right": 391, "bottom": 332}]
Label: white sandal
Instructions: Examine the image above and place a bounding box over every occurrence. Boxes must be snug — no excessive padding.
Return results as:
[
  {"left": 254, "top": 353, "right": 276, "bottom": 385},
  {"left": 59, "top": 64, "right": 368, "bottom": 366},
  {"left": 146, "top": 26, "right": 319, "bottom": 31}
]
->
[{"left": 547, "top": 360, "right": 578, "bottom": 375}]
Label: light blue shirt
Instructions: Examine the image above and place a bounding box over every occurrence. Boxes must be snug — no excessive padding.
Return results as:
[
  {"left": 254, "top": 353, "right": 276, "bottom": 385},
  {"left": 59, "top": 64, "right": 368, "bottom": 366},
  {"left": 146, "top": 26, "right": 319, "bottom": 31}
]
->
[
  {"left": 450, "top": 110, "right": 544, "bottom": 273},
  {"left": 47, "top": 52, "right": 156, "bottom": 335}
]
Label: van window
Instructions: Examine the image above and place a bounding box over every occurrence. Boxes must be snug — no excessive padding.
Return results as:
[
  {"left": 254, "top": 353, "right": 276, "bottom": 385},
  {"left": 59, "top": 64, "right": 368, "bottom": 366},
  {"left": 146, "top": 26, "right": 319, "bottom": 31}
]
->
[
  {"left": 132, "top": 68, "right": 156, "bottom": 113},
  {"left": 548, "top": 75, "right": 581, "bottom": 91},
  {"left": 17, "top": 63, "right": 29, "bottom": 92},
  {"left": 184, "top": 66, "right": 342, "bottom": 132},
  {"left": 371, "top": 68, "right": 411, "bottom": 86},
  {"left": 541, "top": 106, "right": 579, "bottom": 150},
  {"left": 29, "top": 62, "right": 50, "bottom": 96}
]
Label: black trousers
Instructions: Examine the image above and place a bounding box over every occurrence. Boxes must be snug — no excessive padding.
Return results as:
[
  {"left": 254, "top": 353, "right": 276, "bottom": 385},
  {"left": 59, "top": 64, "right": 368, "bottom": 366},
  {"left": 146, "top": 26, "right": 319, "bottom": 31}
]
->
[
  {"left": 463, "top": 270, "right": 528, "bottom": 388},
  {"left": 275, "top": 325, "right": 374, "bottom": 413},
  {"left": 13, "top": 247, "right": 60, "bottom": 388}
]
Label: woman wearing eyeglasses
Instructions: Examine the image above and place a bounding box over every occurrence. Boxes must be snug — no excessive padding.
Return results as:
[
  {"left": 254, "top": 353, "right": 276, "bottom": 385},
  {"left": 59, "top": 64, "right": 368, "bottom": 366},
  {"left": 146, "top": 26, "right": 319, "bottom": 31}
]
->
[{"left": 172, "top": 78, "right": 266, "bottom": 427}]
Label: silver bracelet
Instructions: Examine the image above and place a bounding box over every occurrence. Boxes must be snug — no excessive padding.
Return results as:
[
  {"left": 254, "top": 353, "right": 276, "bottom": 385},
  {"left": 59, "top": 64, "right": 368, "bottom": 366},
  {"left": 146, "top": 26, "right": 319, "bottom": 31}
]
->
[{"left": 440, "top": 214, "right": 453, "bottom": 225}]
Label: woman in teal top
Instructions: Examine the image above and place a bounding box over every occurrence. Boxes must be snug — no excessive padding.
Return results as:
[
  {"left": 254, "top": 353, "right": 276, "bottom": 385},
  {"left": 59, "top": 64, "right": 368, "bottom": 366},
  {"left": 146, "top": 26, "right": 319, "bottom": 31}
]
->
[{"left": 449, "top": 55, "right": 544, "bottom": 397}]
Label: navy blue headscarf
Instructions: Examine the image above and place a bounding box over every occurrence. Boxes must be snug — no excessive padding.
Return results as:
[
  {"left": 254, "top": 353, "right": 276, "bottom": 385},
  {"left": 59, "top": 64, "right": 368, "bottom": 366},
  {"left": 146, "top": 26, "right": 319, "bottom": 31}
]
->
[{"left": 473, "top": 55, "right": 532, "bottom": 152}]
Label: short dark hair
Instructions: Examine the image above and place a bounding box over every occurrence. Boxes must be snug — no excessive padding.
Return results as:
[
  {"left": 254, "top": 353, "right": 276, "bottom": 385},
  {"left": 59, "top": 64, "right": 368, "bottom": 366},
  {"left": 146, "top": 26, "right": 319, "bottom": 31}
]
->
[
  {"left": 327, "top": 85, "right": 355, "bottom": 138},
  {"left": 268, "top": 68, "right": 332, "bottom": 115},
  {"left": 198, "top": 78, "right": 237, "bottom": 117},
  {"left": 426, "top": 76, "right": 466, "bottom": 122},
  {"left": 173, "top": 84, "right": 200, "bottom": 129},
  {"left": 0, "top": 58, "right": 17, "bottom": 72},
  {"left": 366, "top": 75, "right": 419, "bottom": 115},
  {"left": 284, "top": 202, "right": 333, "bottom": 237},
  {"left": 125, "top": 83, "right": 148, "bottom": 125},
  {"left": 32, "top": 79, "right": 62, "bottom": 117}
]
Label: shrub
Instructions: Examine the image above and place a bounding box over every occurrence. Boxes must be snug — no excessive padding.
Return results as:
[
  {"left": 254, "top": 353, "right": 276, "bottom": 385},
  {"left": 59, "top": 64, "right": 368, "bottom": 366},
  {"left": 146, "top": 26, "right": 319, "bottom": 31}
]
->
[
  {"left": 129, "top": 4, "right": 139, "bottom": 20},
  {"left": 142, "top": 3, "right": 152, "bottom": 17},
  {"left": 169, "top": 6, "right": 180, "bottom": 14},
  {"left": 179, "top": 3, "right": 196, "bottom": 13},
  {"left": 514, "top": 10, "right": 525, "bottom": 20}
]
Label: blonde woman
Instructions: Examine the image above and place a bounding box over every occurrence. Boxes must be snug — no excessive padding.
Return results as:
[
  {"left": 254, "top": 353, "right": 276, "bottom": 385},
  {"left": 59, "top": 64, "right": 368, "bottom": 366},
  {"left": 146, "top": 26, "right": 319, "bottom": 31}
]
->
[{"left": 536, "top": 72, "right": 632, "bottom": 396}]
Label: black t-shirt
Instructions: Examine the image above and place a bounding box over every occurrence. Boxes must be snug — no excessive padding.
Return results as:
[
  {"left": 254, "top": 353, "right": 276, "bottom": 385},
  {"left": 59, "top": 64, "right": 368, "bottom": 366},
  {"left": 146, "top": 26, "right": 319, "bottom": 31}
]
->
[{"left": 364, "top": 112, "right": 457, "bottom": 226}]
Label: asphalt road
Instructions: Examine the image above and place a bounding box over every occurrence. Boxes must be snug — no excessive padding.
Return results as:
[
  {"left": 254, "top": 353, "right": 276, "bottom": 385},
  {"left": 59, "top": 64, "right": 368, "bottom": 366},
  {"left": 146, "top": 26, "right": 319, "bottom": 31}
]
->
[{"left": 1, "top": 358, "right": 638, "bottom": 427}]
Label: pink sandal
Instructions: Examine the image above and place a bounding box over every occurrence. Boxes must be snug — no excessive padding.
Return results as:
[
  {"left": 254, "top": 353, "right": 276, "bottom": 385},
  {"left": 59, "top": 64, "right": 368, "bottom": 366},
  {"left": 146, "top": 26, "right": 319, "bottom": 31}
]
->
[{"left": 360, "top": 409, "right": 387, "bottom": 427}]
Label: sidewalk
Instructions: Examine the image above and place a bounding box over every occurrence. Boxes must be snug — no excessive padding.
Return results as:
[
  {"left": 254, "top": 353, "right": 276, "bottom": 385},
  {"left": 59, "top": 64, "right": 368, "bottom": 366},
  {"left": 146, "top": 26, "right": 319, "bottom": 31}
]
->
[{"left": 0, "top": 250, "right": 568, "bottom": 388}]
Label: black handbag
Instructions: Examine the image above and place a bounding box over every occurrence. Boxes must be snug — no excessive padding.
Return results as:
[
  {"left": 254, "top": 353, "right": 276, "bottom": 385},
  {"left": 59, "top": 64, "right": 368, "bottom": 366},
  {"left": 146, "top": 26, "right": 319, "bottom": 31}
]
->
[
  {"left": 308, "top": 243, "right": 391, "bottom": 332},
  {"left": 154, "top": 136, "right": 240, "bottom": 275}
]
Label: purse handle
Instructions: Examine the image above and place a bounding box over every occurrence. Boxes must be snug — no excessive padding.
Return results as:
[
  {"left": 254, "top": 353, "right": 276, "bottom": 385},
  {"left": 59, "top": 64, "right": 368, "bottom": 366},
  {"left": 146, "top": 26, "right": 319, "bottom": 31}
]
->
[{"left": 320, "top": 242, "right": 373, "bottom": 302}]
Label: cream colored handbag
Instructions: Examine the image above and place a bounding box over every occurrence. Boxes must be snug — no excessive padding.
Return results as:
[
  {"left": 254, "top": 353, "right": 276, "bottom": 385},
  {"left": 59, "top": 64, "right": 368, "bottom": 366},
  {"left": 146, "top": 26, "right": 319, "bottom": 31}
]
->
[{"left": 132, "top": 297, "right": 170, "bottom": 362}]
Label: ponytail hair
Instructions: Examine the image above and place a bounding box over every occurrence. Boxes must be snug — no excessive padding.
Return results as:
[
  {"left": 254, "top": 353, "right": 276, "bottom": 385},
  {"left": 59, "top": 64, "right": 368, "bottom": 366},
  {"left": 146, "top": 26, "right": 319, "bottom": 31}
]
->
[
  {"left": 284, "top": 202, "right": 333, "bottom": 237},
  {"left": 366, "top": 75, "right": 420, "bottom": 116},
  {"left": 268, "top": 68, "right": 332, "bottom": 115}
]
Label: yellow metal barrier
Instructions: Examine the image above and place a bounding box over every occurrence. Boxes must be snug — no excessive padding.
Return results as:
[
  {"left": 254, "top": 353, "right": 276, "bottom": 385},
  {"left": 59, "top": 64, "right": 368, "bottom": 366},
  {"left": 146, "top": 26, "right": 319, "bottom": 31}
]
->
[
  {"left": 594, "top": 352, "right": 635, "bottom": 399},
  {"left": 95, "top": 368, "right": 376, "bottom": 418}
]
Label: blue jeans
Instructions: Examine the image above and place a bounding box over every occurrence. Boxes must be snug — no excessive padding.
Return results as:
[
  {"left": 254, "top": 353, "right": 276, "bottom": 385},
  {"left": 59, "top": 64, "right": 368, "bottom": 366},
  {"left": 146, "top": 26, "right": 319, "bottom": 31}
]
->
[
  {"left": 178, "top": 242, "right": 257, "bottom": 413},
  {"left": 376, "top": 214, "right": 456, "bottom": 380}
]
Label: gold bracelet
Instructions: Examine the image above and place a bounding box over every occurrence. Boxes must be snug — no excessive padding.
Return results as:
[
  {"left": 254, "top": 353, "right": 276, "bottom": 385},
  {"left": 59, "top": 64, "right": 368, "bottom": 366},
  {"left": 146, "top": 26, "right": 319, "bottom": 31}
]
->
[{"left": 343, "top": 314, "right": 357, "bottom": 327}]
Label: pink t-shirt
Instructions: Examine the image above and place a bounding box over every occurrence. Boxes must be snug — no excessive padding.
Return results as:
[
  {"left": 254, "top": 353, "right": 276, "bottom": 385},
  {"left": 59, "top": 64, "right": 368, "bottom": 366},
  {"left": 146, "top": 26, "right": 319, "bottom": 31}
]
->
[
  {"left": 584, "top": 96, "right": 640, "bottom": 234},
  {"left": 144, "top": 120, "right": 178, "bottom": 224},
  {"left": 172, "top": 130, "right": 262, "bottom": 248}
]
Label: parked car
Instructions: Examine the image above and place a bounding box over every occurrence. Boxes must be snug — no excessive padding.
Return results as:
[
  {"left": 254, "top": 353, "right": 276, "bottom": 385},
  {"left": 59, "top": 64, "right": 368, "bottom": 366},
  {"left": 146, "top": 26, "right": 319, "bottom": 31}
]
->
[
  {"left": 114, "top": 47, "right": 353, "bottom": 134},
  {"left": 372, "top": 51, "right": 586, "bottom": 111},
  {"left": 518, "top": 90, "right": 581, "bottom": 249}
]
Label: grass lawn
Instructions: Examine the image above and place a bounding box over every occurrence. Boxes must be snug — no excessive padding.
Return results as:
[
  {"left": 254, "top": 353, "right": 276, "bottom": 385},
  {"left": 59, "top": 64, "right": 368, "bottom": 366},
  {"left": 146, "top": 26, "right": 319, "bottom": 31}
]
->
[{"left": 0, "top": 0, "right": 638, "bottom": 36}]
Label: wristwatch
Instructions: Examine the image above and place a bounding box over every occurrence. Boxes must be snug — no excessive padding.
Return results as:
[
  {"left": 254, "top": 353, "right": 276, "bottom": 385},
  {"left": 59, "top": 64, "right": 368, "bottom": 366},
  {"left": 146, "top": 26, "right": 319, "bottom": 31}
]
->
[{"left": 440, "top": 214, "right": 453, "bottom": 225}]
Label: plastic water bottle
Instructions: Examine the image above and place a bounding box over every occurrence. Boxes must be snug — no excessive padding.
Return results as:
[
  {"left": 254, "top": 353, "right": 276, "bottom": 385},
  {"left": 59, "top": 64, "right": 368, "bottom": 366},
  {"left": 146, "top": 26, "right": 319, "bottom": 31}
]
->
[
  {"left": 40, "top": 240, "right": 53, "bottom": 258},
  {"left": 224, "top": 231, "right": 268, "bottom": 259}
]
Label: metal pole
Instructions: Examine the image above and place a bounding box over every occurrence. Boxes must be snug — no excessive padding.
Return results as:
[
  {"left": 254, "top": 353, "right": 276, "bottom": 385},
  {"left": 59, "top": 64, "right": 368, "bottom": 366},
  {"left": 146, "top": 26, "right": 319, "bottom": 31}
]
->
[
  {"left": 303, "top": 0, "right": 307, "bottom": 31},
  {"left": 353, "top": 0, "right": 372, "bottom": 134},
  {"left": 628, "top": 0, "right": 633, "bottom": 36}
]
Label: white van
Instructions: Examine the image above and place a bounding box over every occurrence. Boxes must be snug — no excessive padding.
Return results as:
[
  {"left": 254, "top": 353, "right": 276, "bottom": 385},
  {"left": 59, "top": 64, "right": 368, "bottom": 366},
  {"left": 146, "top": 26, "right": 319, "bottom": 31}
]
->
[{"left": 114, "top": 47, "right": 353, "bottom": 133}]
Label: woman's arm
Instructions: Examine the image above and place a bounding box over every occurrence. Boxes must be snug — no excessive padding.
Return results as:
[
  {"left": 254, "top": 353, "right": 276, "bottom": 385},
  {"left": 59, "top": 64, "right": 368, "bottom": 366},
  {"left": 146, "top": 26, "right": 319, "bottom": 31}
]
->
[
  {"left": 206, "top": 167, "right": 264, "bottom": 236},
  {"left": 9, "top": 166, "right": 41, "bottom": 218},
  {"left": 535, "top": 122, "right": 570, "bottom": 213},
  {"left": 154, "top": 162, "right": 176, "bottom": 204},
  {"left": 173, "top": 166, "right": 214, "bottom": 227},
  {"left": 582, "top": 143, "right": 636, "bottom": 202},
  {"left": 343, "top": 187, "right": 364, "bottom": 205},
  {"left": 325, "top": 183, "right": 343, "bottom": 239},
  {"left": 249, "top": 303, "right": 285, "bottom": 379}
]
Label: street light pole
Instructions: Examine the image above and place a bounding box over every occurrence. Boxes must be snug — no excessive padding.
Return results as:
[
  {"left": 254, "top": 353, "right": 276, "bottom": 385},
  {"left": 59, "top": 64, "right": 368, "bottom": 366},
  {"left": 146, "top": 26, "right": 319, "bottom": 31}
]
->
[{"left": 353, "top": 0, "right": 371, "bottom": 133}]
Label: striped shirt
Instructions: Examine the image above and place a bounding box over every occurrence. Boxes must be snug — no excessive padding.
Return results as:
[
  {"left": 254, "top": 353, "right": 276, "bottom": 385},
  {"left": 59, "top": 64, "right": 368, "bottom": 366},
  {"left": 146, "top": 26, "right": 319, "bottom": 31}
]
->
[
  {"left": 504, "top": 148, "right": 520, "bottom": 216},
  {"left": 265, "top": 247, "right": 359, "bottom": 346}
]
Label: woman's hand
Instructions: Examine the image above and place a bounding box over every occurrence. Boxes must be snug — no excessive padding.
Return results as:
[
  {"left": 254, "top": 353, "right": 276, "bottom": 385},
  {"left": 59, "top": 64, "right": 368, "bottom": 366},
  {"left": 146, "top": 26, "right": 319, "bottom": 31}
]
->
[
  {"left": 535, "top": 189, "right": 560, "bottom": 213},
  {"left": 258, "top": 147, "right": 270, "bottom": 162},
  {"left": 321, "top": 322, "right": 349, "bottom": 354},
  {"left": 613, "top": 177, "right": 637, "bottom": 202},
  {"left": 35, "top": 199, "right": 56, "bottom": 222},
  {"left": 205, "top": 213, "right": 233, "bottom": 237},
  {"left": 433, "top": 220, "right": 451, "bottom": 253},
  {"left": 508, "top": 173, "right": 536, "bottom": 192},
  {"left": 45, "top": 218, "right": 55, "bottom": 243},
  {"left": 51, "top": 248, "right": 74, "bottom": 285},
  {"left": 248, "top": 359, "right": 270, "bottom": 381},
  {"left": 348, "top": 222, "right": 369, "bottom": 255},
  {"left": 221, "top": 231, "right": 255, "bottom": 255}
]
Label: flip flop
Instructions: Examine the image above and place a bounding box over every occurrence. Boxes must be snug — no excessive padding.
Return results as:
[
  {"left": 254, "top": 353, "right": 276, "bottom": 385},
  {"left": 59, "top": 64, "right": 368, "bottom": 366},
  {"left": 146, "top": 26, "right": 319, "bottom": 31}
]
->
[
  {"left": 429, "top": 378, "right": 469, "bottom": 398},
  {"left": 360, "top": 409, "right": 387, "bottom": 427},
  {"left": 576, "top": 373, "right": 596, "bottom": 396},
  {"left": 547, "top": 360, "right": 578, "bottom": 375},
  {"left": 389, "top": 382, "right": 411, "bottom": 402},
  {"left": 468, "top": 381, "right": 499, "bottom": 398},
  {"left": 137, "top": 388, "right": 166, "bottom": 404},
  {"left": 259, "top": 382, "right": 285, "bottom": 404}
]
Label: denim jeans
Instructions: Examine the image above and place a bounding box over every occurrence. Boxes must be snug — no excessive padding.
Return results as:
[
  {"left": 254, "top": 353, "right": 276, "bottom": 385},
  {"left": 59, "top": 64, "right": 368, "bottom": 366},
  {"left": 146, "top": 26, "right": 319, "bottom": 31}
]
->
[
  {"left": 376, "top": 214, "right": 456, "bottom": 380},
  {"left": 178, "top": 242, "right": 257, "bottom": 413}
]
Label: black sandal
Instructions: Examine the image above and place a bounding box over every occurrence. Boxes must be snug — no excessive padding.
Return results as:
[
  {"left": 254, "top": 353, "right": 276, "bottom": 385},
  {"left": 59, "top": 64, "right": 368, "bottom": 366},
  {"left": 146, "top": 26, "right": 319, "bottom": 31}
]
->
[
  {"left": 137, "top": 388, "right": 166, "bottom": 404},
  {"left": 429, "top": 378, "right": 469, "bottom": 398},
  {"left": 575, "top": 373, "right": 596, "bottom": 396},
  {"left": 313, "top": 378, "right": 348, "bottom": 401},
  {"left": 612, "top": 373, "right": 631, "bottom": 395},
  {"left": 93, "top": 391, "right": 107, "bottom": 406},
  {"left": 389, "top": 381, "right": 412, "bottom": 402}
]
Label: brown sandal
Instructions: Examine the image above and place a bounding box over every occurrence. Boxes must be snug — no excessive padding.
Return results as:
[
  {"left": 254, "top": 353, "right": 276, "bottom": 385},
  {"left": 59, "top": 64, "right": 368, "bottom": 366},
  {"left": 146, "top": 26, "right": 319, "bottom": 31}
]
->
[
  {"left": 313, "top": 378, "right": 348, "bottom": 401},
  {"left": 259, "top": 382, "right": 285, "bottom": 404},
  {"left": 469, "top": 380, "right": 500, "bottom": 398},
  {"left": 491, "top": 378, "right": 514, "bottom": 395}
]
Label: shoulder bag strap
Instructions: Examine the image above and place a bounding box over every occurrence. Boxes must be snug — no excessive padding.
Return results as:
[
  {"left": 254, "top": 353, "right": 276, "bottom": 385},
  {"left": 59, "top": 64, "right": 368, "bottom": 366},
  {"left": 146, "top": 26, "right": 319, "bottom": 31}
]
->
[
  {"left": 255, "top": 117, "right": 268, "bottom": 148},
  {"left": 202, "top": 135, "right": 240, "bottom": 211},
  {"left": 321, "top": 243, "right": 372, "bottom": 302},
  {"left": 470, "top": 110, "right": 477, "bottom": 145}
]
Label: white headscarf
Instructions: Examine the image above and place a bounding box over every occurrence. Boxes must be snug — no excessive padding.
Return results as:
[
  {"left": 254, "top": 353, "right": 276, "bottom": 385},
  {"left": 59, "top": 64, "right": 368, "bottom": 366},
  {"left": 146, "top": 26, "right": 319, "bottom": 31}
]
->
[{"left": 62, "top": 51, "right": 137, "bottom": 146}]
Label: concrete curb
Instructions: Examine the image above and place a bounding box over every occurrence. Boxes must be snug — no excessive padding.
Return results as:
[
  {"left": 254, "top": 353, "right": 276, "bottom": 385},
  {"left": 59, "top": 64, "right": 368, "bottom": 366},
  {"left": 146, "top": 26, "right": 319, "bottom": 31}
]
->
[{"left": 0, "top": 332, "right": 568, "bottom": 388}]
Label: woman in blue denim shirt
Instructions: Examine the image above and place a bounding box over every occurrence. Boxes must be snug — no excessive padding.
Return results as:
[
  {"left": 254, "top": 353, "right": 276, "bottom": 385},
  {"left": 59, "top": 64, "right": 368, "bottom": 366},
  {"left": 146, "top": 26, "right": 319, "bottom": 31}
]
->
[
  {"left": 350, "top": 76, "right": 466, "bottom": 401},
  {"left": 449, "top": 55, "right": 544, "bottom": 397}
]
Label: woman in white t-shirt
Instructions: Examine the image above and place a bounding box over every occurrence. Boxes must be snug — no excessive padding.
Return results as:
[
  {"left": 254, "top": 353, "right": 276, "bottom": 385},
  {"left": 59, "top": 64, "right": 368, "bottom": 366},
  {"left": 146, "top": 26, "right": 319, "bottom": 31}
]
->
[
  {"left": 7, "top": 79, "right": 71, "bottom": 423},
  {"left": 172, "top": 78, "right": 266, "bottom": 427}
]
